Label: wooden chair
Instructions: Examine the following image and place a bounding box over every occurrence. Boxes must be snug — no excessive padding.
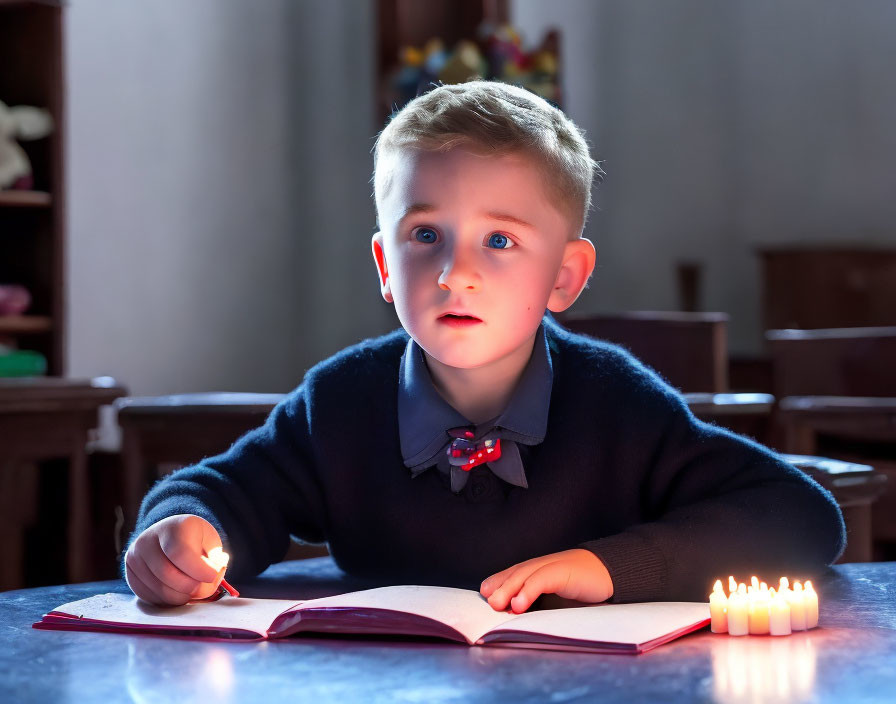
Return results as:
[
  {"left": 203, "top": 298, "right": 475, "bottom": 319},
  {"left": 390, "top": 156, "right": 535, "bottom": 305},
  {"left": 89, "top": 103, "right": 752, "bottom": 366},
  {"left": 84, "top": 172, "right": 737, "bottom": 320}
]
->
[
  {"left": 759, "top": 248, "right": 896, "bottom": 331},
  {"left": 767, "top": 327, "right": 896, "bottom": 398},
  {"left": 560, "top": 311, "right": 729, "bottom": 392},
  {"left": 767, "top": 327, "right": 896, "bottom": 559},
  {"left": 115, "top": 392, "right": 328, "bottom": 560}
]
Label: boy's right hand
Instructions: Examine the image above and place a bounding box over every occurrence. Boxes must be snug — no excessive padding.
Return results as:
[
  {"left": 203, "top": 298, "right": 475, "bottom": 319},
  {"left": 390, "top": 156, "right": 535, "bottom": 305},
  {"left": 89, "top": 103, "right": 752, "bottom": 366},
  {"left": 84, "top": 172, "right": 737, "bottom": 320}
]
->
[{"left": 124, "top": 514, "right": 226, "bottom": 606}]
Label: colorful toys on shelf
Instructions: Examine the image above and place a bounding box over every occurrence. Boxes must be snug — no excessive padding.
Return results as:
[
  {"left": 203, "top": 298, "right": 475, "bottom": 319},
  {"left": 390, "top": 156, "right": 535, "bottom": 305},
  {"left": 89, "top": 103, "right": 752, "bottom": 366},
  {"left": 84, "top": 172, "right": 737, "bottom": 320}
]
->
[{"left": 386, "top": 23, "right": 561, "bottom": 114}]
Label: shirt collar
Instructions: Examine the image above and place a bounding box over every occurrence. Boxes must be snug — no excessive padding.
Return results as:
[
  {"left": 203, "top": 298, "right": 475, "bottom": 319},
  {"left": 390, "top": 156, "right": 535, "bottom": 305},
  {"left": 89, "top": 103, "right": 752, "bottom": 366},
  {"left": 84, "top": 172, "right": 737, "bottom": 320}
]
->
[{"left": 398, "top": 321, "right": 553, "bottom": 468}]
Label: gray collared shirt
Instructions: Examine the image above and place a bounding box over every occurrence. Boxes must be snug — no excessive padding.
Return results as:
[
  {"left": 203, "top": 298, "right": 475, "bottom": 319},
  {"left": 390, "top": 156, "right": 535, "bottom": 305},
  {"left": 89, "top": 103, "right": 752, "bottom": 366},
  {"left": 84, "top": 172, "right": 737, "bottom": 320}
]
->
[{"left": 398, "top": 323, "right": 553, "bottom": 493}]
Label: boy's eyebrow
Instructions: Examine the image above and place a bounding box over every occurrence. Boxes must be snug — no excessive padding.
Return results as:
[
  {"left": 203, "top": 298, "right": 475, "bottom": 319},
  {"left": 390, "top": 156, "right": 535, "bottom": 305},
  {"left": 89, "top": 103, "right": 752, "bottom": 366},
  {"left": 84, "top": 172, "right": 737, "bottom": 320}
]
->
[{"left": 398, "top": 203, "right": 535, "bottom": 230}]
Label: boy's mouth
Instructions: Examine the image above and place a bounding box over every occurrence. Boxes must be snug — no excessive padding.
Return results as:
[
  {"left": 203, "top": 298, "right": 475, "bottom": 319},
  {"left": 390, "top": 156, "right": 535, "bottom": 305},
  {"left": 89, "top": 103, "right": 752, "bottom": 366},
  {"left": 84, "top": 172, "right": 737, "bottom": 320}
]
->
[{"left": 438, "top": 313, "right": 483, "bottom": 327}]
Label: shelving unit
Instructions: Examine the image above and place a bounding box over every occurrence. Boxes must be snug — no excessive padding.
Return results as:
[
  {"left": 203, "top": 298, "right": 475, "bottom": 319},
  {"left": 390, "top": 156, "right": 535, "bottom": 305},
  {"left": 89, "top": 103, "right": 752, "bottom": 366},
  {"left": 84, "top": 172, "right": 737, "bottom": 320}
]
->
[{"left": 0, "top": 0, "right": 66, "bottom": 375}]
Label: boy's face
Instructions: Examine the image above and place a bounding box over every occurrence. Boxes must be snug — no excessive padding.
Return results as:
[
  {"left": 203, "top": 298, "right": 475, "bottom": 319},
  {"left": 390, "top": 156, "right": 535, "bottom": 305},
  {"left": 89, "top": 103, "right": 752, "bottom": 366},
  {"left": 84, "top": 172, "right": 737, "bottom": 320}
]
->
[{"left": 372, "top": 147, "right": 594, "bottom": 371}]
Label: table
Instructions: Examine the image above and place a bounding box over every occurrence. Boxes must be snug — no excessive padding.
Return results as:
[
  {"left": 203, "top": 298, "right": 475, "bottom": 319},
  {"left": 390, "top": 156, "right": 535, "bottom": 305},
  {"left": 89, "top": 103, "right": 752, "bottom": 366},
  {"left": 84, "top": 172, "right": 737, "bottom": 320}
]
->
[
  {"left": 0, "top": 376, "right": 127, "bottom": 589},
  {"left": 2, "top": 557, "right": 894, "bottom": 703}
]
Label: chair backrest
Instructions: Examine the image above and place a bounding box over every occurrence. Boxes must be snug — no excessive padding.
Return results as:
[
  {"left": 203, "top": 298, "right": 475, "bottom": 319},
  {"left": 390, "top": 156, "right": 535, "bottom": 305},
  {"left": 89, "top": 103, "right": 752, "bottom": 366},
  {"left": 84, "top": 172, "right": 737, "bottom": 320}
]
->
[
  {"left": 766, "top": 327, "right": 896, "bottom": 397},
  {"left": 560, "top": 311, "right": 729, "bottom": 392},
  {"left": 759, "top": 247, "right": 896, "bottom": 330}
]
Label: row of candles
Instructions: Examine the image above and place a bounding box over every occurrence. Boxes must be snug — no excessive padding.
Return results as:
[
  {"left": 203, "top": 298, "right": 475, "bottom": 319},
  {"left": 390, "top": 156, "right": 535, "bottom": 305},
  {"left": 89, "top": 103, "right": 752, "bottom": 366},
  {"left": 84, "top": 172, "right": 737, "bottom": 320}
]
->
[{"left": 709, "top": 577, "right": 819, "bottom": 636}]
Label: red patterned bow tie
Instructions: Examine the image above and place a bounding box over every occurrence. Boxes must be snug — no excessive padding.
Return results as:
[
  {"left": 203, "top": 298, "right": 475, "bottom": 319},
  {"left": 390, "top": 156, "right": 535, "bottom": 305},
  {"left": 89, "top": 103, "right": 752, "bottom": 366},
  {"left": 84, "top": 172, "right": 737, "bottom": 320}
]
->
[{"left": 446, "top": 428, "right": 502, "bottom": 471}]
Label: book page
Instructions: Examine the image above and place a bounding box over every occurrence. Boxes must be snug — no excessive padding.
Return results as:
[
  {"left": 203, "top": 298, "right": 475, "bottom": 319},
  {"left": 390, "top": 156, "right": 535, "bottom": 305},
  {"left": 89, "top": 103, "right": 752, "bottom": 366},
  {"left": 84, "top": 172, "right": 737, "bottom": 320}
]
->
[
  {"left": 49, "top": 593, "right": 302, "bottom": 639},
  {"left": 294, "top": 586, "right": 519, "bottom": 644},
  {"left": 480, "top": 601, "right": 710, "bottom": 647}
]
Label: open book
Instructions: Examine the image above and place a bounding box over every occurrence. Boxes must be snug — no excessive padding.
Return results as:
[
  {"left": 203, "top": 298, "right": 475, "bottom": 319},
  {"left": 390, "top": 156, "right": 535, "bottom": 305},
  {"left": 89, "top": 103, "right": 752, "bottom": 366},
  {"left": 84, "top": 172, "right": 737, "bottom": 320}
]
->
[{"left": 34, "top": 585, "right": 709, "bottom": 654}]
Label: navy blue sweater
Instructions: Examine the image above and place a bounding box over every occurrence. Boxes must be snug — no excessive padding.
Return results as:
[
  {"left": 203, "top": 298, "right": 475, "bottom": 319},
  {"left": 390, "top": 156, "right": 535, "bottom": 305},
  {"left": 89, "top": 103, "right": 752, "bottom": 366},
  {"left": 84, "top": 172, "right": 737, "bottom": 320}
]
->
[{"left": 131, "top": 318, "right": 845, "bottom": 602}]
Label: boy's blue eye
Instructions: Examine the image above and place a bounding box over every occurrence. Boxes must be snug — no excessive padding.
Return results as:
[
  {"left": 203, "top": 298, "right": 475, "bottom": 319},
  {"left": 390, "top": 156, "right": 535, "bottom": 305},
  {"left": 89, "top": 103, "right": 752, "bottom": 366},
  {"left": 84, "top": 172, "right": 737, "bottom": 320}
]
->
[
  {"left": 414, "top": 228, "right": 438, "bottom": 244},
  {"left": 486, "top": 233, "right": 514, "bottom": 249}
]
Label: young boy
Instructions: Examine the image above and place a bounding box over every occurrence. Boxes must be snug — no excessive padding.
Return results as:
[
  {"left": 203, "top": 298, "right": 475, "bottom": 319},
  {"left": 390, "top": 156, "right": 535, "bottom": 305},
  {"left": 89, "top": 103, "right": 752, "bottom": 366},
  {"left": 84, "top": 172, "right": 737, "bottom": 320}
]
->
[{"left": 124, "top": 81, "right": 845, "bottom": 612}]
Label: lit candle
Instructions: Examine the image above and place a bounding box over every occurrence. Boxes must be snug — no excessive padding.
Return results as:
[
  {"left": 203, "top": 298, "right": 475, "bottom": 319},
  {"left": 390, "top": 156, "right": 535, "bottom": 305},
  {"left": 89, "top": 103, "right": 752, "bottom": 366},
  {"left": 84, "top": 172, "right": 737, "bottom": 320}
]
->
[
  {"left": 769, "top": 587, "right": 792, "bottom": 636},
  {"left": 728, "top": 583, "right": 749, "bottom": 636},
  {"left": 202, "top": 546, "right": 230, "bottom": 571},
  {"left": 200, "top": 546, "right": 240, "bottom": 598},
  {"left": 749, "top": 582, "right": 770, "bottom": 634},
  {"left": 789, "top": 581, "right": 807, "bottom": 631},
  {"left": 710, "top": 579, "right": 729, "bottom": 633},
  {"left": 804, "top": 581, "right": 819, "bottom": 629}
]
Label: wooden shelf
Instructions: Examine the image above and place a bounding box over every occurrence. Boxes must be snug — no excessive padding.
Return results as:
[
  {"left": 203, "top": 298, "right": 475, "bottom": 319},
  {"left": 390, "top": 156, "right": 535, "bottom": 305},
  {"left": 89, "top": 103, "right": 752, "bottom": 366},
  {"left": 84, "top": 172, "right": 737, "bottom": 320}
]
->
[
  {"left": 0, "top": 190, "right": 52, "bottom": 208},
  {"left": 0, "top": 315, "right": 53, "bottom": 334},
  {"left": 0, "top": 1, "right": 65, "bottom": 373}
]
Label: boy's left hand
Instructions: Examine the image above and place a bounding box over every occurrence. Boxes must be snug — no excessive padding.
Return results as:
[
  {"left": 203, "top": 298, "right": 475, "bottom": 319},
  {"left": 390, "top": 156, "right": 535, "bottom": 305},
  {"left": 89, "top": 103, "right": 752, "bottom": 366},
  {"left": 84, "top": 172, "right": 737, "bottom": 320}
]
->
[{"left": 480, "top": 549, "right": 614, "bottom": 613}]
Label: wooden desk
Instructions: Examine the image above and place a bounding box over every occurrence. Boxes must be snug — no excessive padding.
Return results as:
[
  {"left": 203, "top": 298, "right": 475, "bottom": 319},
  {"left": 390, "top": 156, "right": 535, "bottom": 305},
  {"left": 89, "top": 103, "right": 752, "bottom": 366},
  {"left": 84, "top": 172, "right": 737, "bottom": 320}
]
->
[
  {"left": 2, "top": 558, "right": 894, "bottom": 702},
  {"left": 683, "top": 392, "right": 774, "bottom": 442},
  {"left": 779, "top": 396, "right": 896, "bottom": 556},
  {"left": 0, "top": 377, "right": 127, "bottom": 589}
]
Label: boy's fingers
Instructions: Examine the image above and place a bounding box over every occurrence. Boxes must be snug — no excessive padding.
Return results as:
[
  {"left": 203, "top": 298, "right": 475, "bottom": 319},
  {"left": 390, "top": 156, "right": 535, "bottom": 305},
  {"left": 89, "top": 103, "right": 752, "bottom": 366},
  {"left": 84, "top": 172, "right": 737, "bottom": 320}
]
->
[
  {"left": 191, "top": 567, "right": 226, "bottom": 600},
  {"left": 159, "top": 532, "right": 219, "bottom": 583},
  {"left": 487, "top": 562, "right": 546, "bottom": 611},
  {"left": 480, "top": 571, "right": 510, "bottom": 597},
  {"left": 508, "top": 563, "right": 572, "bottom": 613},
  {"left": 125, "top": 564, "right": 159, "bottom": 604},
  {"left": 129, "top": 540, "right": 190, "bottom": 596},
  {"left": 142, "top": 535, "right": 206, "bottom": 595},
  {"left": 127, "top": 552, "right": 194, "bottom": 606}
]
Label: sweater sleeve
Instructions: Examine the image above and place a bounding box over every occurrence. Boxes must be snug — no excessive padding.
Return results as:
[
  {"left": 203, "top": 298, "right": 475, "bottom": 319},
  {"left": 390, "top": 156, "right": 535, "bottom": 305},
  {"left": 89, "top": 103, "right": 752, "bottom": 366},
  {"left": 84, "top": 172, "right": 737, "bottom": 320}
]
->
[
  {"left": 124, "top": 387, "right": 328, "bottom": 580},
  {"left": 579, "top": 373, "right": 846, "bottom": 603}
]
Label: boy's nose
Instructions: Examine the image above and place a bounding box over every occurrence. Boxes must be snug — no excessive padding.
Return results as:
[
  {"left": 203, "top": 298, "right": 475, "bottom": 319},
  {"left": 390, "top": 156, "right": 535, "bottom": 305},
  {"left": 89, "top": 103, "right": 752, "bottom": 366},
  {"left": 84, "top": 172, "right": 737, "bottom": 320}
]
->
[{"left": 438, "top": 252, "right": 480, "bottom": 292}]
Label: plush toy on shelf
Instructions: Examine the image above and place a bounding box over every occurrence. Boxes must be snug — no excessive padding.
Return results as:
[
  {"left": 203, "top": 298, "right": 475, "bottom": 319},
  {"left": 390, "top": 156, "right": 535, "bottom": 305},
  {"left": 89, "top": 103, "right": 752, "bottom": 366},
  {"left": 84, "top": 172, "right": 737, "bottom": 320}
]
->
[
  {"left": 0, "top": 284, "right": 32, "bottom": 316},
  {"left": 0, "top": 99, "right": 54, "bottom": 190}
]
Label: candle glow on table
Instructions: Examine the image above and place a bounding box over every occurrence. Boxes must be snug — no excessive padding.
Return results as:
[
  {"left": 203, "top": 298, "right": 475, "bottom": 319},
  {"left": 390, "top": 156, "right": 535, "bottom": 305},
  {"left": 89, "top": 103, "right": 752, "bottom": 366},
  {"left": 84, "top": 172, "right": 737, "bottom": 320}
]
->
[{"left": 708, "top": 575, "right": 819, "bottom": 636}]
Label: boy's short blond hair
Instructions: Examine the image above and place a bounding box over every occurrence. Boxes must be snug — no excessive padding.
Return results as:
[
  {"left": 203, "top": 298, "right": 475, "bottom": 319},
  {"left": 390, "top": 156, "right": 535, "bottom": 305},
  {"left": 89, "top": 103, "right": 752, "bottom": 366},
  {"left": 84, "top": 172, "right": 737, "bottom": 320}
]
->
[{"left": 373, "top": 80, "right": 602, "bottom": 236}]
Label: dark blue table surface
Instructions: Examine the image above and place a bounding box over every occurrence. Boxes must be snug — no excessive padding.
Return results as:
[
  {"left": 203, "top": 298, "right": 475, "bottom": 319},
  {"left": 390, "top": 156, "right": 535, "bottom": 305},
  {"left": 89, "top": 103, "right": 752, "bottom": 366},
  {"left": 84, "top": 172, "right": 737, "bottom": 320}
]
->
[{"left": 1, "top": 558, "right": 894, "bottom": 703}]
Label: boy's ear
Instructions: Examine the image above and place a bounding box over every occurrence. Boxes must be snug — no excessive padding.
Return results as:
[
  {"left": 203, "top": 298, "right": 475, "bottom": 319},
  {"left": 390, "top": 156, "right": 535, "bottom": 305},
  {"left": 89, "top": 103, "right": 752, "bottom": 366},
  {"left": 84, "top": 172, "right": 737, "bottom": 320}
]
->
[
  {"left": 371, "top": 232, "right": 393, "bottom": 303},
  {"left": 547, "top": 237, "right": 596, "bottom": 313}
]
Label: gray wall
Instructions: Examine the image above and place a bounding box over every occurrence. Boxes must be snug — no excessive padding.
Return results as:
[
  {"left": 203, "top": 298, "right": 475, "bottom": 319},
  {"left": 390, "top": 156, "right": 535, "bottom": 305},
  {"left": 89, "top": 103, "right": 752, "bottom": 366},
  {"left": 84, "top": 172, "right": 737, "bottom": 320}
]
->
[
  {"left": 66, "top": 0, "right": 896, "bottom": 408},
  {"left": 513, "top": 0, "right": 896, "bottom": 354},
  {"left": 66, "top": 0, "right": 392, "bottom": 398}
]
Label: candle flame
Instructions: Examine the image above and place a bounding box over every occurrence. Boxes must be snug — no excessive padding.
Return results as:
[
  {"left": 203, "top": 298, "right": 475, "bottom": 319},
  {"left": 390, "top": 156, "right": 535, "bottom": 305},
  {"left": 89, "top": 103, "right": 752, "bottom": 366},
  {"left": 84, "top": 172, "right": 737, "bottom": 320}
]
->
[
  {"left": 793, "top": 580, "right": 803, "bottom": 593},
  {"left": 728, "top": 576, "right": 737, "bottom": 593},
  {"left": 780, "top": 576, "right": 789, "bottom": 590},
  {"left": 805, "top": 580, "right": 815, "bottom": 594},
  {"left": 751, "top": 576, "right": 759, "bottom": 590},
  {"left": 201, "top": 546, "right": 230, "bottom": 572},
  {"left": 738, "top": 583, "right": 747, "bottom": 595},
  {"left": 713, "top": 579, "right": 724, "bottom": 593}
]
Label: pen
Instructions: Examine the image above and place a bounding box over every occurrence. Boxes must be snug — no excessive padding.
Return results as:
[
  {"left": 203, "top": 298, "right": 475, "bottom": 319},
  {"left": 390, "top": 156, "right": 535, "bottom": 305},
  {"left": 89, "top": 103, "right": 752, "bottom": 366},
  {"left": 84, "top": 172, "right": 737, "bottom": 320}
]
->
[{"left": 219, "top": 578, "right": 240, "bottom": 597}]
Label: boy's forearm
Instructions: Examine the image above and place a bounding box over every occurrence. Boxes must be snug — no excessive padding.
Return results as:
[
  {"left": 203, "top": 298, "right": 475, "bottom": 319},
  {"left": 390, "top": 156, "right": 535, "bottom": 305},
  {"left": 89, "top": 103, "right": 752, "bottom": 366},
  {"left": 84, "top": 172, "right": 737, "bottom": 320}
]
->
[
  {"left": 581, "top": 471, "right": 844, "bottom": 603},
  {"left": 122, "top": 392, "right": 327, "bottom": 580}
]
